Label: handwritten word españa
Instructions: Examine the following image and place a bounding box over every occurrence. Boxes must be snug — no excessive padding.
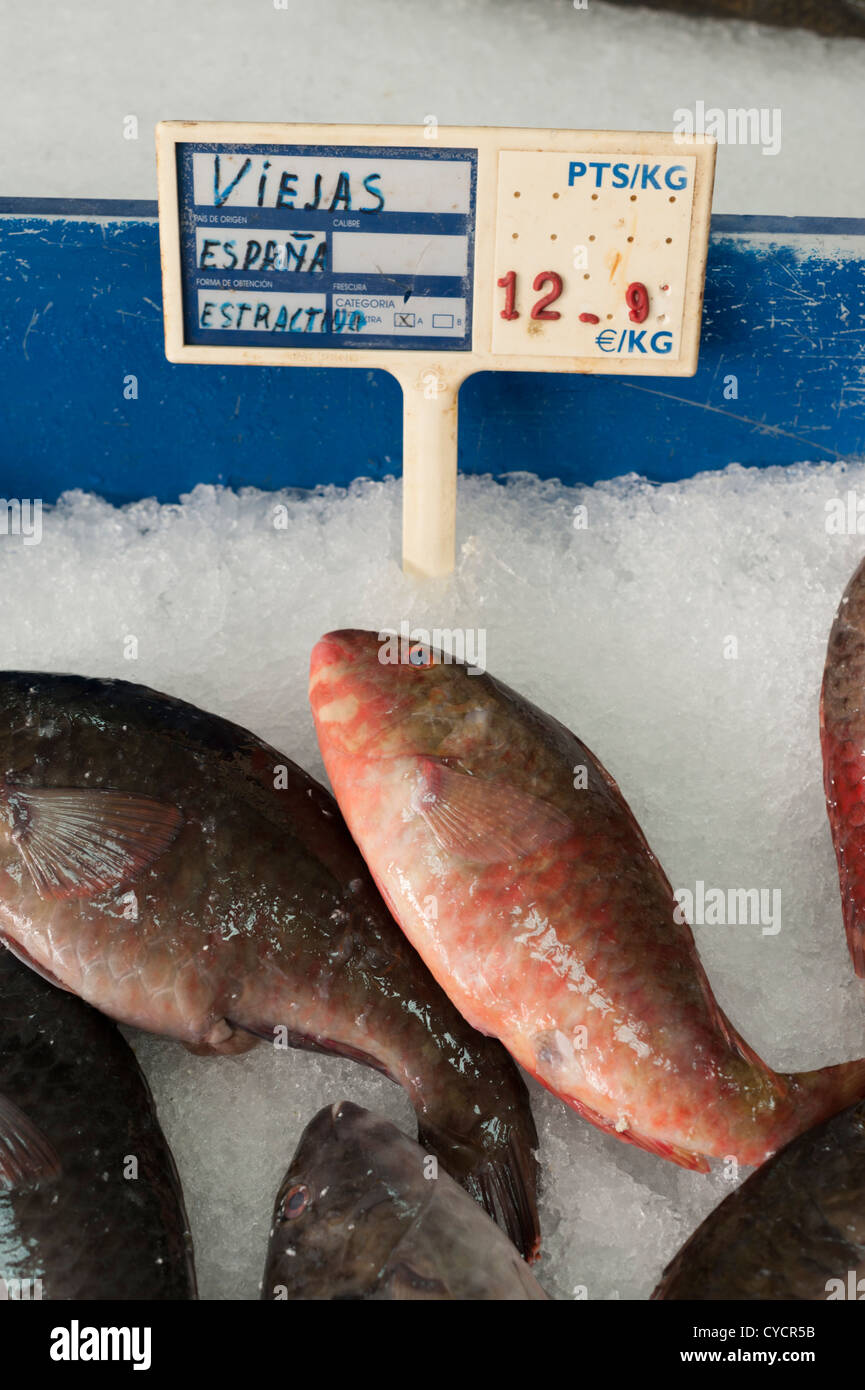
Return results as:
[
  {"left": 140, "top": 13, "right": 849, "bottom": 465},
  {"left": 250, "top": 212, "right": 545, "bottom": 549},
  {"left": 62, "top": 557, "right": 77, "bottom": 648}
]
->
[{"left": 198, "top": 233, "right": 327, "bottom": 273}]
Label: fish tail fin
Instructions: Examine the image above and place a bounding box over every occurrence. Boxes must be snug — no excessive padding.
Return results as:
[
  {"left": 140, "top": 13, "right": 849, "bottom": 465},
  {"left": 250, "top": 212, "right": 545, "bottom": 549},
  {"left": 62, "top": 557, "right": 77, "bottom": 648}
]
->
[
  {"left": 0, "top": 1093, "right": 62, "bottom": 1190},
  {"left": 416, "top": 1120, "right": 541, "bottom": 1263},
  {"left": 472, "top": 1132, "right": 542, "bottom": 1263},
  {"left": 781, "top": 1056, "right": 865, "bottom": 1138}
]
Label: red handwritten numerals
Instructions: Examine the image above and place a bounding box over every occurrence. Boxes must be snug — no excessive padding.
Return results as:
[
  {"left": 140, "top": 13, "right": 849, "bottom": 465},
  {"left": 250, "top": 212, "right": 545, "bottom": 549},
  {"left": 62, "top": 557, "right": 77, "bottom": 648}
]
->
[
  {"left": 497, "top": 270, "right": 518, "bottom": 320},
  {"left": 497, "top": 274, "right": 652, "bottom": 328},
  {"left": 530, "top": 272, "right": 563, "bottom": 321},
  {"left": 498, "top": 270, "right": 563, "bottom": 322},
  {"left": 625, "top": 282, "right": 649, "bottom": 324}
]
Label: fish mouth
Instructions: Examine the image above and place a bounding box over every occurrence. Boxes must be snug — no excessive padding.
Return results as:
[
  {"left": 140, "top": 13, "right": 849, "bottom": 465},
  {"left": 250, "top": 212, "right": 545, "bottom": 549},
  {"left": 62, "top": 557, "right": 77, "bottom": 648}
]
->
[
  {"left": 294, "top": 1100, "right": 396, "bottom": 1177},
  {"left": 309, "top": 632, "right": 376, "bottom": 737},
  {"left": 310, "top": 630, "right": 371, "bottom": 684},
  {"left": 310, "top": 631, "right": 411, "bottom": 755},
  {"left": 280, "top": 1101, "right": 370, "bottom": 1199},
  {"left": 298, "top": 1098, "right": 364, "bottom": 1150},
  {"left": 310, "top": 630, "right": 482, "bottom": 759},
  {"left": 329, "top": 1098, "right": 361, "bottom": 1127}
]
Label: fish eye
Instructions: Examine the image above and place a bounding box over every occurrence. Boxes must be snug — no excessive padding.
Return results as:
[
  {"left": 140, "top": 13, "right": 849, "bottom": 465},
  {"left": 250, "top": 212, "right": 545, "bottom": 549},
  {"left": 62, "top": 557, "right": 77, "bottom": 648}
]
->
[
  {"left": 281, "top": 1184, "right": 311, "bottom": 1220},
  {"left": 408, "top": 645, "right": 434, "bottom": 668}
]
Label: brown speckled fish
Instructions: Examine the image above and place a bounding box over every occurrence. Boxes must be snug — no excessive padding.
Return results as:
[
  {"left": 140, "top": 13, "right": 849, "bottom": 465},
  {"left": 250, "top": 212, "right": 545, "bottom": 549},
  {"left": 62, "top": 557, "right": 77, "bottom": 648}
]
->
[
  {"left": 653, "top": 1099, "right": 865, "bottom": 1300},
  {"left": 822, "top": 555, "right": 865, "bottom": 978},
  {"left": 0, "top": 943, "right": 196, "bottom": 1299},
  {"left": 310, "top": 630, "right": 865, "bottom": 1172},
  {"left": 262, "top": 1101, "right": 548, "bottom": 1301},
  {"left": 0, "top": 672, "right": 538, "bottom": 1259}
]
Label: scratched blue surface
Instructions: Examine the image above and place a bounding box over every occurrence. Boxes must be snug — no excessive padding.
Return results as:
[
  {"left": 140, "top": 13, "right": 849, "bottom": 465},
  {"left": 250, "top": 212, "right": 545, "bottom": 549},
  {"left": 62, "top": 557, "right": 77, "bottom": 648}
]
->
[{"left": 0, "top": 204, "right": 862, "bottom": 504}]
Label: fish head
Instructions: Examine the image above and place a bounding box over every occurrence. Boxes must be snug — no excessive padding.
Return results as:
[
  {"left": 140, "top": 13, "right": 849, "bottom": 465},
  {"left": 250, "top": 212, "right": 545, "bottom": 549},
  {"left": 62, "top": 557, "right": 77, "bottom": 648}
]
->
[
  {"left": 310, "top": 629, "right": 505, "bottom": 763},
  {"left": 262, "top": 1100, "right": 424, "bottom": 1300}
]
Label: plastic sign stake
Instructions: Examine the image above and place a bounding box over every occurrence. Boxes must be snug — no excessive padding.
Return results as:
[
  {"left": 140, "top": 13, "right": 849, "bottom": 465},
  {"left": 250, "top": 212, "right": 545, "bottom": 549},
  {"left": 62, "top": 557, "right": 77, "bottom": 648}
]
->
[{"left": 156, "top": 122, "right": 716, "bottom": 577}]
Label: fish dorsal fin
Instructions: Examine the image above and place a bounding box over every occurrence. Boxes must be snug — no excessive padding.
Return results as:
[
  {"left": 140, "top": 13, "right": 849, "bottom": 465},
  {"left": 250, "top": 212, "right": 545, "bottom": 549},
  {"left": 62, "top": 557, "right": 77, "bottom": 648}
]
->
[
  {"left": 0, "top": 1093, "right": 62, "bottom": 1190},
  {"left": 4, "top": 786, "right": 183, "bottom": 900},
  {"left": 413, "top": 760, "right": 572, "bottom": 865}
]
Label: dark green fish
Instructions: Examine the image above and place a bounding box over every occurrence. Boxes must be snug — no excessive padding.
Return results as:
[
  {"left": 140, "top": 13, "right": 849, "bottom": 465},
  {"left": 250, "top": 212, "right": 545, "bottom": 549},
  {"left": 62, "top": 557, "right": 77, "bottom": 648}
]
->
[
  {"left": 262, "top": 1101, "right": 549, "bottom": 1301},
  {"left": 0, "top": 673, "right": 539, "bottom": 1259},
  {"left": 606, "top": 0, "right": 865, "bottom": 38},
  {"left": 0, "top": 943, "right": 195, "bottom": 1299},
  {"left": 653, "top": 1099, "right": 865, "bottom": 1300}
]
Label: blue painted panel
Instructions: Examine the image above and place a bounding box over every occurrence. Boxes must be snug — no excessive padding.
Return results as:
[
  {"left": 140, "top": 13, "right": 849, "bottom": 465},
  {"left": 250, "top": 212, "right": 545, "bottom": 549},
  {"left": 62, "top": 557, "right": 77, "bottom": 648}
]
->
[
  {"left": 0, "top": 203, "right": 862, "bottom": 503},
  {"left": 466, "top": 226, "right": 865, "bottom": 481}
]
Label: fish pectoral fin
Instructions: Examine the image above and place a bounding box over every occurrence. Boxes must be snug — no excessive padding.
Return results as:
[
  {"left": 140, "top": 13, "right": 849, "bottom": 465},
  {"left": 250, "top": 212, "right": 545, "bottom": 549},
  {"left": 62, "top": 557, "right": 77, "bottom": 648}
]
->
[
  {"left": 413, "top": 759, "right": 572, "bottom": 864},
  {"left": 183, "top": 1019, "right": 261, "bottom": 1056},
  {"left": 0, "top": 1093, "right": 62, "bottom": 1190},
  {"left": 3, "top": 785, "right": 183, "bottom": 900}
]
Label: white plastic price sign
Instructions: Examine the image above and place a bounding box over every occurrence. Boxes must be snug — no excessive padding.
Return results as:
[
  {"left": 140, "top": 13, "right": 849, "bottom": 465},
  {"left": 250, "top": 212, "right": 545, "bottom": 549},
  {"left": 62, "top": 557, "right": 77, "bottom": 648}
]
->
[{"left": 156, "top": 122, "right": 716, "bottom": 576}]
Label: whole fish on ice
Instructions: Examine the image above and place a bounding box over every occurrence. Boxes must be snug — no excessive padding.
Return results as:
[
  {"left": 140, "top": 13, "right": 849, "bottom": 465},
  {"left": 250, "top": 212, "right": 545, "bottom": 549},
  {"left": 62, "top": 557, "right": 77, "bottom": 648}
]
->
[
  {"left": 653, "top": 1098, "right": 865, "bottom": 1300},
  {"left": 0, "top": 944, "right": 195, "bottom": 1299},
  {"left": 261, "top": 1100, "right": 548, "bottom": 1301},
  {"left": 821, "top": 554, "right": 865, "bottom": 977},
  {"left": 310, "top": 630, "right": 865, "bottom": 1170},
  {"left": 0, "top": 673, "right": 539, "bottom": 1257}
]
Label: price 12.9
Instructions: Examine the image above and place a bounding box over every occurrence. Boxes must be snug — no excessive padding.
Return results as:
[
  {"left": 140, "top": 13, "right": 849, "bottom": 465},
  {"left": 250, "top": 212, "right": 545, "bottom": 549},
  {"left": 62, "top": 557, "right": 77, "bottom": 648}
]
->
[{"left": 497, "top": 270, "right": 651, "bottom": 324}]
